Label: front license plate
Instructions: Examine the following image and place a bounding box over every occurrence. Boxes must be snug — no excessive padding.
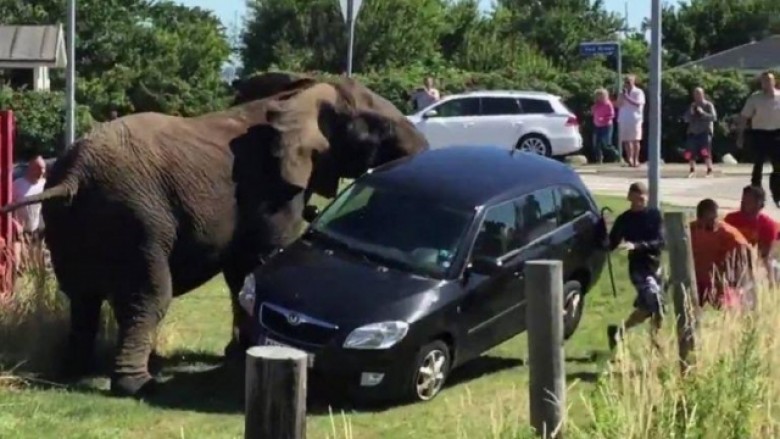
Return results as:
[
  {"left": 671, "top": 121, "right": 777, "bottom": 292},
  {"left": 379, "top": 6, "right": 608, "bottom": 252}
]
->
[{"left": 264, "top": 337, "right": 315, "bottom": 368}]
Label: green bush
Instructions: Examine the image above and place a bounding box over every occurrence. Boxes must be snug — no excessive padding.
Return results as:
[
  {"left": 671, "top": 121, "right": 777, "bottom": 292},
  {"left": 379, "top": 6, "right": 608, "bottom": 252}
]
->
[
  {"left": 0, "top": 87, "right": 94, "bottom": 160},
  {"left": 246, "top": 66, "right": 756, "bottom": 163}
]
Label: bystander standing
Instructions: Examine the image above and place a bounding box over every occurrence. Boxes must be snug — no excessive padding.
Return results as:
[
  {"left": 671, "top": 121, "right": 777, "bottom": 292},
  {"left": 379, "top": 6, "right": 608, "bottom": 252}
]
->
[
  {"left": 683, "top": 87, "right": 717, "bottom": 177},
  {"left": 616, "top": 75, "right": 646, "bottom": 168},
  {"left": 410, "top": 77, "right": 441, "bottom": 112},
  {"left": 591, "top": 88, "right": 617, "bottom": 163},
  {"left": 737, "top": 71, "right": 780, "bottom": 206}
]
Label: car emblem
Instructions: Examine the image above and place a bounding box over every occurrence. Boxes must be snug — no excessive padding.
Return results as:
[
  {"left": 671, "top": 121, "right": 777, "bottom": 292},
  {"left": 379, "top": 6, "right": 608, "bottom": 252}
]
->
[{"left": 287, "top": 313, "right": 302, "bottom": 326}]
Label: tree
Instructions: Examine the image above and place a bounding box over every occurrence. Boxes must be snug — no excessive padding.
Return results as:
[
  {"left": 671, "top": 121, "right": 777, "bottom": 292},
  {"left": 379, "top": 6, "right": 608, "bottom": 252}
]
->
[
  {"left": 659, "top": 0, "right": 780, "bottom": 66},
  {"left": 495, "top": 0, "right": 624, "bottom": 68},
  {"left": 0, "top": 0, "right": 232, "bottom": 118},
  {"left": 242, "top": 0, "right": 448, "bottom": 74}
]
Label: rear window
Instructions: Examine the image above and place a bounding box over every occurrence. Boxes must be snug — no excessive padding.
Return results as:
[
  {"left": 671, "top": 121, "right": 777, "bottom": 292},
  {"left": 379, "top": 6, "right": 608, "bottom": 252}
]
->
[
  {"left": 519, "top": 98, "right": 554, "bottom": 114},
  {"left": 481, "top": 97, "right": 522, "bottom": 116}
]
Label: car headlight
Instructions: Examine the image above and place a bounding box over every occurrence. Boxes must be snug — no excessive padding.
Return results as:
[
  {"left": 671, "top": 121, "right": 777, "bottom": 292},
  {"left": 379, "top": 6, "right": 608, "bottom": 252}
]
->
[
  {"left": 238, "top": 273, "right": 256, "bottom": 316},
  {"left": 343, "top": 321, "right": 409, "bottom": 350}
]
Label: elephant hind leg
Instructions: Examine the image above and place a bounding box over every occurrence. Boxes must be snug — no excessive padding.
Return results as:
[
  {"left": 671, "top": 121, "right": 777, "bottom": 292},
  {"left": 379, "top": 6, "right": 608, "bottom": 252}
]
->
[
  {"left": 62, "top": 294, "right": 103, "bottom": 379},
  {"left": 109, "top": 257, "right": 173, "bottom": 398}
]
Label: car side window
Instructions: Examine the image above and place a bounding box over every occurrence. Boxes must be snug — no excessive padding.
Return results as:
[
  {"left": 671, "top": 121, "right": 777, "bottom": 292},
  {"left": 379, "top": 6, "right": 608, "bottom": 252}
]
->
[
  {"left": 519, "top": 98, "right": 554, "bottom": 114},
  {"left": 471, "top": 201, "right": 520, "bottom": 260},
  {"left": 516, "top": 188, "right": 559, "bottom": 244},
  {"left": 431, "top": 98, "right": 481, "bottom": 118},
  {"left": 558, "top": 186, "right": 591, "bottom": 225},
  {"left": 480, "top": 97, "right": 521, "bottom": 116}
]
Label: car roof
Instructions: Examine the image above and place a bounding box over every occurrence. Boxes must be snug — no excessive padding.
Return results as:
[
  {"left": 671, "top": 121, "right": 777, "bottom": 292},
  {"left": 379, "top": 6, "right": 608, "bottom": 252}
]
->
[
  {"left": 364, "top": 146, "right": 586, "bottom": 210},
  {"left": 454, "top": 90, "right": 560, "bottom": 100}
]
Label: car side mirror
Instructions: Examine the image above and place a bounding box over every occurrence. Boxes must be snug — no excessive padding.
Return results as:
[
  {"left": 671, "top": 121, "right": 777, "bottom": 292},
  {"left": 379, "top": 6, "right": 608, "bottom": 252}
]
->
[
  {"left": 422, "top": 109, "right": 438, "bottom": 119},
  {"left": 469, "top": 256, "right": 503, "bottom": 275},
  {"left": 303, "top": 205, "right": 320, "bottom": 223}
]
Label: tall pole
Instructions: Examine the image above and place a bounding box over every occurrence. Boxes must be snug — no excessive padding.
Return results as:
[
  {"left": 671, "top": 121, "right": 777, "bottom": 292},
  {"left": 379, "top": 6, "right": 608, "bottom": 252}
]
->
[
  {"left": 65, "top": 0, "right": 76, "bottom": 149},
  {"left": 648, "top": 0, "right": 662, "bottom": 209},
  {"left": 346, "top": 0, "right": 355, "bottom": 77}
]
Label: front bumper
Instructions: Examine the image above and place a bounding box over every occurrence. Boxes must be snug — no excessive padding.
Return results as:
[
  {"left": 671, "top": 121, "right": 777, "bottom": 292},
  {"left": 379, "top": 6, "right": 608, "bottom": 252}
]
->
[{"left": 253, "top": 329, "right": 416, "bottom": 401}]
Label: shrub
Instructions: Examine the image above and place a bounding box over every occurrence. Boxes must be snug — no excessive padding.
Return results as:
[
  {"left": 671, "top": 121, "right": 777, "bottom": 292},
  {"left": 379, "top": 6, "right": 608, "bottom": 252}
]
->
[{"left": 0, "top": 86, "right": 94, "bottom": 159}]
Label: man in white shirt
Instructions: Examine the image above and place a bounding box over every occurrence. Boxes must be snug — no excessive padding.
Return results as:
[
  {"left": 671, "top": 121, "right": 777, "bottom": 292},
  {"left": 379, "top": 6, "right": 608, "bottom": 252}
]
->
[
  {"left": 12, "top": 156, "right": 47, "bottom": 270},
  {"left": 617, "top": 75, "right": 646, "bottom": 168},
  {"left": 410, "top": 77, "right": 441, "bottom": 112},
  {"left": 737, "top": 71, "right": 780, "bottom": 206}
]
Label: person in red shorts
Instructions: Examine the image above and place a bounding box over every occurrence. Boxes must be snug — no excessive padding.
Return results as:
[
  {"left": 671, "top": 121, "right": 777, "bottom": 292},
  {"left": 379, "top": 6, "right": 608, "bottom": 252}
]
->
[
  {"left": 690, "top": 199, "right": 751, "bottom": 309},
  {"left": 724, "top": 185, "right": 778, "bottom": 282}
]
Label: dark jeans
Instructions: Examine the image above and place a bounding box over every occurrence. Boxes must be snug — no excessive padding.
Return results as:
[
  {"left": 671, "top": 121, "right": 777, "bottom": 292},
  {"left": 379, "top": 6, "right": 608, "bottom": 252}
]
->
[
  {"left": 749, "top": 129, "right": 780, "bottom": 203},
  {"left": 592, "top": 125, "right": 617, "bottom": 162}
]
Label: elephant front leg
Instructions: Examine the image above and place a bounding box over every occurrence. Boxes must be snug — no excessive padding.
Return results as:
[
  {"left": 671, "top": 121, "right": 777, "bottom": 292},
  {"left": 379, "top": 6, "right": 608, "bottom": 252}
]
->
[
  {"left": 62, "top": 295, "right": 103, "bottom": 379},
  {"left": 110, "top": 264, "right": 173, "bottom": 398},
  {"left": 223, "top": 268, "right": 254, "bottom": 360}
]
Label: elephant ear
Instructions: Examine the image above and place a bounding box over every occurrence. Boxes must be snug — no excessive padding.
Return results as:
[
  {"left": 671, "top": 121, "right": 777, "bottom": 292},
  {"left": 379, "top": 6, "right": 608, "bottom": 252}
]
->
[{"left": 267, "top": 83, "right": 341, "bottom": 190}]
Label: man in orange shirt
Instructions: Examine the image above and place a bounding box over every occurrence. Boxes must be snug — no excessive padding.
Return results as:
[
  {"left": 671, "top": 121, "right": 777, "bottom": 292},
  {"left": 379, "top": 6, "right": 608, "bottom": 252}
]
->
[
  {"left": 690, "top": 199, "right": 751, "bottom": 309},
  {"left": 724, "top": 185, "right": 777, "bottom": 280}
]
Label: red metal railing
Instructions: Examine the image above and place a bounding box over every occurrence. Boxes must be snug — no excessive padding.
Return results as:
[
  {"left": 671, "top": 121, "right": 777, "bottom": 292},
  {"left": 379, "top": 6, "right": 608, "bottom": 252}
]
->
[{"left": 0, "top": 110, "right": 15, "bottom": 296}]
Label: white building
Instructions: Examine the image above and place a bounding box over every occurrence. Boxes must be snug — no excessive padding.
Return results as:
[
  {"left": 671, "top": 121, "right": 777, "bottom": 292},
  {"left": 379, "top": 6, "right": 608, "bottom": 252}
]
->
[{"left": 0, "top": 25, "right": 67, "bottom": 91}]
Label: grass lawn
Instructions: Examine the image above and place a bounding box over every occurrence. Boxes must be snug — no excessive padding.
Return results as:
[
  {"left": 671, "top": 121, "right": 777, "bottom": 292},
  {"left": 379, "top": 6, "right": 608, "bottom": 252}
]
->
[{"left": 0, "top": 195, "right": 667, "bottom": 439}]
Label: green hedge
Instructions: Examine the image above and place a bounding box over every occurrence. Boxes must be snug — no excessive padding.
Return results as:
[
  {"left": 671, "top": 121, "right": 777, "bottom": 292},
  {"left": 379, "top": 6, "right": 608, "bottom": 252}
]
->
[
  {"left": 248, "top": 66, "right": 758, "bottom": 162},
  {"left": 0, "top": 87, "right": 94, "bottom": 160}
]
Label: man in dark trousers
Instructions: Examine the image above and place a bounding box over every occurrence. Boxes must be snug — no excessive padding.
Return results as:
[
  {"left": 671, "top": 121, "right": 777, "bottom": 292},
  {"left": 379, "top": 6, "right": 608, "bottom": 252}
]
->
[
  {"left": 606, "top": 182, "right": 665, "bottom": 350},
  {"left": 737, "top": 71, "right": 780, "bottom": 206}
]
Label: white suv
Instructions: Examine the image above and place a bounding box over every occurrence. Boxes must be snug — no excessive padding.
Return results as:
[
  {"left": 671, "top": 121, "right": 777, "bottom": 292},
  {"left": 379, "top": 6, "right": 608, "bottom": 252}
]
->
[{"left": 406, "top": 90, "right": 583, "bottom": 157}]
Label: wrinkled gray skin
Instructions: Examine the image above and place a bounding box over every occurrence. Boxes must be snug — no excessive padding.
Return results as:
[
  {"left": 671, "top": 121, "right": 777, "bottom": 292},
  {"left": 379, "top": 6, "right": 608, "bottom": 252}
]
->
[{"left": 1, "top": 75, "right": 428, "bottom": 397}]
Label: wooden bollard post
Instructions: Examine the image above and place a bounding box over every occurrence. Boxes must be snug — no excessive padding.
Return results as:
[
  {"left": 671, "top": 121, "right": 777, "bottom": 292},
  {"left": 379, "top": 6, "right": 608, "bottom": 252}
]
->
[
  {"left": 526, "top": 260, "right": 565, "bottom": 438},
  {"left": 663, "top": 211, "right": 700, "bottom": 375},
  {"left": 245, "top": 346, "right": 308, "bottom": 439}
]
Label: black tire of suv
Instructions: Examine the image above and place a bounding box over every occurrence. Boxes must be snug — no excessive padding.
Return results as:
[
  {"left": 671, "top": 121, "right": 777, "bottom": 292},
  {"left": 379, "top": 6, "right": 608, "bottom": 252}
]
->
[
  {"left": 404, "top": 340, "right": 452, "bottom": 403},
  {"left": 516, "top": 134, "right": 552, "bottom": 157},
  {"left": 563, "top": 280, "right": 585, "bottom": 340}
]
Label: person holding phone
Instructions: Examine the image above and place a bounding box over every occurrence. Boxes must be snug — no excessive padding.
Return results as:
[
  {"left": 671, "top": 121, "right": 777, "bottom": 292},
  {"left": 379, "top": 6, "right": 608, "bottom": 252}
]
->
[{"left": 683, "top": 87, "right": 717, "bottom": 178}]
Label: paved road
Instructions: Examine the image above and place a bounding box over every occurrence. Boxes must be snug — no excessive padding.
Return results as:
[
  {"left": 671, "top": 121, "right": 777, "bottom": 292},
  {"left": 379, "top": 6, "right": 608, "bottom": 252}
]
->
[{"left": 578, "top": 173, "right": 780, "bottom": 221}]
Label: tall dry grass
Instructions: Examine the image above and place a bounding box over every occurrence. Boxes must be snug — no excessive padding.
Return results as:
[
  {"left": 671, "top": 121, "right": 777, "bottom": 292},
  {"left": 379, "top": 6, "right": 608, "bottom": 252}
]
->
[
  {"left": 571, "top": 259, "right": 780, "bottom": 438},
  {"left": 0, "top": 239, "right": 175, "bottom": 380}
]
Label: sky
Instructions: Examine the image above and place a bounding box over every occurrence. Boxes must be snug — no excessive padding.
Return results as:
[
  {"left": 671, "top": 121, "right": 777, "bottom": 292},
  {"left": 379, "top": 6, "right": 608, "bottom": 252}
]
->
[{"left": 176, "top": 0, "right": 656, "bottom": 32}]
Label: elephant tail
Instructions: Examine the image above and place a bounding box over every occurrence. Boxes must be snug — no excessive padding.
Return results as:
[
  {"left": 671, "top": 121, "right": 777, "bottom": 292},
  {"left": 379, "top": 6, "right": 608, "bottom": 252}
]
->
[{"left": 0, "top": 184, "right": 76, "bottom": 214}]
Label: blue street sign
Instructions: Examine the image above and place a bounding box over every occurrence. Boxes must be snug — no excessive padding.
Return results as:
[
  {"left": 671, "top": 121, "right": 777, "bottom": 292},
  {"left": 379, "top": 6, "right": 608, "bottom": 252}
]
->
[{"left": 579, "top": 42, "right": 619, "bottom": 57}]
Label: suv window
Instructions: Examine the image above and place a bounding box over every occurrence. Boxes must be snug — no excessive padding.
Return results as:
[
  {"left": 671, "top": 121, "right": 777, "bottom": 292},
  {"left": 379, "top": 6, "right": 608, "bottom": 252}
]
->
[
  {"left": 431, "top": 98, "right": 480, "bottom": 117},
  {"left": 481, "top": 97, "right": 521, "bottom": 116},
  {"left": 558, "top": 186, "right": 591, "bottom": 224},
  {"left": 472, "top": 201, "right": 521, "bottom": 259},
  {"left": 520, "top": 98, "right": 554, "bottom": 114},
  {"left": 516, "top": 188, "right": 558, "bottom": 244}
]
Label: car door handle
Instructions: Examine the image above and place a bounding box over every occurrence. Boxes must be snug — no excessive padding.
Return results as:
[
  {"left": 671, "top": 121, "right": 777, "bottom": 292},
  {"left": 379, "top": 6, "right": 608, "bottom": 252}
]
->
[
  {"left": 512, "top": 121, "right": 524, "bottom": 126},
  {"left": 463, "top": 122, "right": 475, "bottom": 127}
]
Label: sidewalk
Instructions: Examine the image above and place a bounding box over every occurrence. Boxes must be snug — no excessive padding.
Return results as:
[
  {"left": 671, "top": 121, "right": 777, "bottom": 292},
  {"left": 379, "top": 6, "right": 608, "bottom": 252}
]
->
[{"left": 573, "top": 163, "right": 764, "bottom": 179}]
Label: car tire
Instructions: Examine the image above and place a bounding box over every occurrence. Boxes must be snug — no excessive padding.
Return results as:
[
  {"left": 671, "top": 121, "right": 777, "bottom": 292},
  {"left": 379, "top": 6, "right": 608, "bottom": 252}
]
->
[
  {"left": 516, "top": 134, "right": 552, "bottom": 157},
  {"left": 563, "top": 280, "right": 585, "bottom": 340},
  {"left": 405, "top": 340, "right": 451, "bottom": 403}
]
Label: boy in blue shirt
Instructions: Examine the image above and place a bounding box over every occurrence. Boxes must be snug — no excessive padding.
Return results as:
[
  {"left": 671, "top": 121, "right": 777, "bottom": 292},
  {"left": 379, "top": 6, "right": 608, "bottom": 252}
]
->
[{"left": 606, "top": 182, "right": 665, "bottom": 350}]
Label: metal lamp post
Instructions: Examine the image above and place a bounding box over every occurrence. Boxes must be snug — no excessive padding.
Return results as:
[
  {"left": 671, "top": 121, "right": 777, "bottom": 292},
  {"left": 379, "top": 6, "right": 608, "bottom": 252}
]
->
[{"left": 65, "top": 0, "right": 76, "bottom": 148}]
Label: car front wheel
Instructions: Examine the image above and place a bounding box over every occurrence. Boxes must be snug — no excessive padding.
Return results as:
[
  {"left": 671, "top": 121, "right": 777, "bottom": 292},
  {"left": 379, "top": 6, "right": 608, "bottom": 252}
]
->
[
  {"left": 406, "top": 340, "right": 451, "bottom": 402},
  {"left": 563, "top": 280, "right": 585, "bottom": 340}
]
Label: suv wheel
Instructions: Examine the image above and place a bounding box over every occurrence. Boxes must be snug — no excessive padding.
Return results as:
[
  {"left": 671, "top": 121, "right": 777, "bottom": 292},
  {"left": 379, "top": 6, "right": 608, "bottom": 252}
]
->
[
  {"left": 516, "top": 134, "right": 552, "bottom": 157},
  {"left": 406, "top": 340, "right": 451, "bottom": 402},
  {"left": 563, "top": 280, "right": 585, "bottom": 340}
]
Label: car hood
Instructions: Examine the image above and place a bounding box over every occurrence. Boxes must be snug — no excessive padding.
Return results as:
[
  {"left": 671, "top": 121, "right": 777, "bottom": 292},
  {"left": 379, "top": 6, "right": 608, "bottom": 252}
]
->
[
  {"left": 406, "top": 115, "right": 421, "bottom": 124},
  {"left": 253, "top": 239, "right": 445, "bottom": 327}
]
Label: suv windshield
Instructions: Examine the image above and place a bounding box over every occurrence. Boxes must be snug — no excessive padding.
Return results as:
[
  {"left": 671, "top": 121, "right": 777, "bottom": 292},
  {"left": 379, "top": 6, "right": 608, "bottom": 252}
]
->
[{"left": 309, "top": 181, "right": 473, "bottom": 278}]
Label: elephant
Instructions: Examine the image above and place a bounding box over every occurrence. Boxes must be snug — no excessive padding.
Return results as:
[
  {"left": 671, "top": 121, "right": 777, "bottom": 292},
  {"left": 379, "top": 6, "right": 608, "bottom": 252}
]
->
[{"left": 1, "top": 75, "right": 428, "bottom": 397}]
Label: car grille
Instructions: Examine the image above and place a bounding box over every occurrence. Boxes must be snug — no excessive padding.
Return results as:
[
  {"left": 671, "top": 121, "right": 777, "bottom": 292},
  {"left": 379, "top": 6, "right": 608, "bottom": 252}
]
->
[{"left": 259, "top": 302, "right": 339, "bottom": 346}]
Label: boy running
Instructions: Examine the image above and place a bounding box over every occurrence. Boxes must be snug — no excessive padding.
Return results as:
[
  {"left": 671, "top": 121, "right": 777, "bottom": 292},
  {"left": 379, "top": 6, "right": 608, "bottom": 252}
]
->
[{"left": 606, "top": 182, "right": 665, "bottom": 349}]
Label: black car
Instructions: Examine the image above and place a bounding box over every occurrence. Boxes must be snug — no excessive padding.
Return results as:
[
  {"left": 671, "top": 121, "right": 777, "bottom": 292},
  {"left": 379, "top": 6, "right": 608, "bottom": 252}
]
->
[{"left": 239, "top": 146, "right": 607, "bottom": 403}]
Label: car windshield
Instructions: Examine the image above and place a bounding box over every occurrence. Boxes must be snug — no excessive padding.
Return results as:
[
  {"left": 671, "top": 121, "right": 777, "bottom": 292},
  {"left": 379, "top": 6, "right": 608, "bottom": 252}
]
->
[{"left": 309, "top": 181, "right": 473, "bottom": 278}]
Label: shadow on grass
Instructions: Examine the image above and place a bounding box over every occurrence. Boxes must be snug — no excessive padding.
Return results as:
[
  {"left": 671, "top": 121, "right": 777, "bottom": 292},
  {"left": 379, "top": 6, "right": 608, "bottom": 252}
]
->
[{"left": 20, "top": 350, "right": 608, "bottom": 415}]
